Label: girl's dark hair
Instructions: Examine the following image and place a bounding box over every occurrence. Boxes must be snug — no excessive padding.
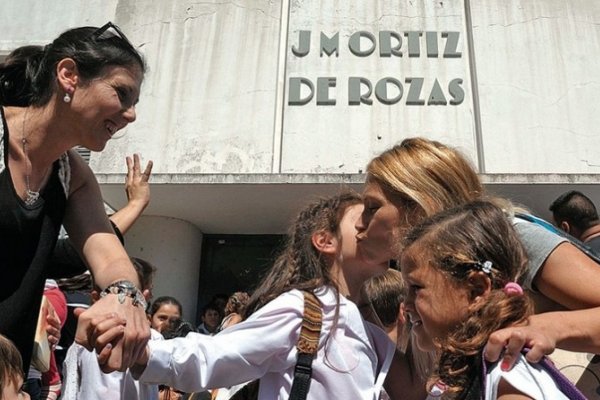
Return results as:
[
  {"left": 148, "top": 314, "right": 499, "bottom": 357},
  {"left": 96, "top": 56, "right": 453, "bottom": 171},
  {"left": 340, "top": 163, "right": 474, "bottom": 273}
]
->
[
  {"left": 201, "top": 302, "right": 222, "bottom": 318},
  {"left": 0, "top": 334, "right": 24, "bottom": 395},
  {"left": 244, "top": 191, "right": 362, "bottom": 317},
  {"left": 224, "top": 292, "right": 250, "bottom": 315},
  {"left": 149, "top": 296, "right": 183, "bottom": 318},
  {"left": 56, "top": 272, "right": 93, "bottom": 292},
  {"left": 130, "top": 257, "right": 156, "bottom": 292},
  {"left": 0, "top": 23, "right": 145, "bottom": 106},
  {"left": 402, "top": 200, "right": 533, "bottom": 398}
]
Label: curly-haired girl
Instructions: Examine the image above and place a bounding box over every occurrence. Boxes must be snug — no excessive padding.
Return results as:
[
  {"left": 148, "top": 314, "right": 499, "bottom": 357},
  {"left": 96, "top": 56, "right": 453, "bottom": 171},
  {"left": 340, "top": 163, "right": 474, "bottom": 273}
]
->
[{"left": 401, "top": 200, "right": 584, "bottom": 399}]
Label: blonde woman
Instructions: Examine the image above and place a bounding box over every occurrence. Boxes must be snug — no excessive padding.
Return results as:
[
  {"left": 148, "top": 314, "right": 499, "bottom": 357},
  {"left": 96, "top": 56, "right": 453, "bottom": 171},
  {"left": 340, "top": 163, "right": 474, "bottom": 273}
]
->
[{"left": 357, "top": 137, "right": 600, "bottom": 398}]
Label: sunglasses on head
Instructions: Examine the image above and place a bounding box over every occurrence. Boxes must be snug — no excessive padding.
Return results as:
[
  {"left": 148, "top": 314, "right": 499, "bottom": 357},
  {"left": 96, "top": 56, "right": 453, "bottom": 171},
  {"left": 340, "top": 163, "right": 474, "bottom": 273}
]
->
[{"left": 91, "top": 21, "right": 136, "bottom": 52}]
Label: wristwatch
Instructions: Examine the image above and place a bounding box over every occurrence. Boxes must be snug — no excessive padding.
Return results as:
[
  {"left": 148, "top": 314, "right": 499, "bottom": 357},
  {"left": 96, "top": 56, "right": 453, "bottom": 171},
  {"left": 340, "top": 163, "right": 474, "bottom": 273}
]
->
[{"left": 100, "top": 280, "right": 147, "bottom": 310}]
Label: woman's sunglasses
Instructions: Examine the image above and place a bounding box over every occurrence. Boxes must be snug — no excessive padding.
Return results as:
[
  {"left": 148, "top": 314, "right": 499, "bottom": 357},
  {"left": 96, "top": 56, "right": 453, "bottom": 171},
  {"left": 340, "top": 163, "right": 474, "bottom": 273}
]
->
[{"left": 91, "top": 21, "right": 137, "bottom": 53}]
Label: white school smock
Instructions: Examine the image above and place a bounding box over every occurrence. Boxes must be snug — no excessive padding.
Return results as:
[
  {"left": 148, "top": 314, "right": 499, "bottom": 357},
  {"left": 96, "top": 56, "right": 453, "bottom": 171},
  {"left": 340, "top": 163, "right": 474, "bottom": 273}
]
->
[
  {"left": 62, "top": 328, "right": 162, "bottom": 400},
  {"left": 485, "top": 354, "right": 569, "bottom": 399},
  {"left": 137, "top": 287, "right": 395, "bottom": 399}
]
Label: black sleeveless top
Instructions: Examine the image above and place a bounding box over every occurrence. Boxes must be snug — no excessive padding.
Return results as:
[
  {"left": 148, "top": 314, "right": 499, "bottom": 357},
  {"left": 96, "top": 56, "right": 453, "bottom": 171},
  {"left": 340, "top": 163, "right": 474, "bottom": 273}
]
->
[{"left": 0, "top": 108, "right": 68, "bottom": 370}]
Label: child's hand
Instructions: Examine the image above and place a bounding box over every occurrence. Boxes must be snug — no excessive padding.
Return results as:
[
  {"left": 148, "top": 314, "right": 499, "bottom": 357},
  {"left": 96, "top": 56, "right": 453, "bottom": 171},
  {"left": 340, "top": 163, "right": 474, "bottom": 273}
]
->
[
  {"left": 125, "top": 153, "right": 153, "bottom": 207},
  {"left": 90, "top": 314, "right": 150, "bottom": 372},
  {"left": 74, "top": 294, "right": 150, "bottom": 372},
  {"left": 75, "top": 309, "right": 128, "bottom": 371},
  {"left": 45, "top": 304, "right": 61, "bottom": 351}
]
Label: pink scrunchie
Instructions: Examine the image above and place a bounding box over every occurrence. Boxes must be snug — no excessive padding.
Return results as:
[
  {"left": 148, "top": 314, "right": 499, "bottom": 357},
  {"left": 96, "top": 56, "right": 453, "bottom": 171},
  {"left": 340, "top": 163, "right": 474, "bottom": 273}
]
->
[{"left": 503, "top": 282, "right": 523, "bottom": 296}]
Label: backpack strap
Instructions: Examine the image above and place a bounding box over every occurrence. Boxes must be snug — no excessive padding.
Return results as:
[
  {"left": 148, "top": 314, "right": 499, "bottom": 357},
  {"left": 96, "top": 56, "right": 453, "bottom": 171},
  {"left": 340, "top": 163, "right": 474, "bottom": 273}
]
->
[{"left": 289, "top": 291, "right": 323, "bottom": 400}]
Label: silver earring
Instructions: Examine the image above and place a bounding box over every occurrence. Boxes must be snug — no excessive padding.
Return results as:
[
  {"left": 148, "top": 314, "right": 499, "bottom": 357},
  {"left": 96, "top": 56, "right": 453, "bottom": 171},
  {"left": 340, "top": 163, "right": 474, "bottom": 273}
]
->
[{"left": 63, "top": 92, "right": 71, "bottom": 103}]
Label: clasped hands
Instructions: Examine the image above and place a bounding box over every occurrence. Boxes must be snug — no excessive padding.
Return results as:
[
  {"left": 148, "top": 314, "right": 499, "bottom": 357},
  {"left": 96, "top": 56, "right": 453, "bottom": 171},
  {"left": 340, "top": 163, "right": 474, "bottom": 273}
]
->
[{"left": 75, "top": 293, "right": 150, "bottom": 372}]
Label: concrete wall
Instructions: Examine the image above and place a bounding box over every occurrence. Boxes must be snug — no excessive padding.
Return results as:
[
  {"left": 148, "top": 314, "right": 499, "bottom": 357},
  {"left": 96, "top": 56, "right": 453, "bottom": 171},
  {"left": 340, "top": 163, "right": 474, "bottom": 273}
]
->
[
  {"left": 281, "top": 0, "right": 477, "bottom": 173},
  {"left": 3, "top": 1, "right": 599, "bottom": 175},
  {"left": 471, "top": 1, "right": 600, "bottom": 173},
  {"left": 0, "top": 1, "right": 118, "bottom": 50},
  {"left": 124, "top": 215, "right": 203, "bottom": 321},
  {"left": 92, "top": 0, "right": 283, "bottom": 174}
]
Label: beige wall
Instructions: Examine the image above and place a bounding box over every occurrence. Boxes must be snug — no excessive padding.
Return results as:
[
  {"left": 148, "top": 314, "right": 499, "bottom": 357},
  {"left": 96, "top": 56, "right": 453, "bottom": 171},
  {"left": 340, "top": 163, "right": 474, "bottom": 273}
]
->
[
  {"left": 472, "top": 1, "right": 600, "bottom": 173},
  {"left": 2, "top": 1, "right": 599, "bottom": 175}
]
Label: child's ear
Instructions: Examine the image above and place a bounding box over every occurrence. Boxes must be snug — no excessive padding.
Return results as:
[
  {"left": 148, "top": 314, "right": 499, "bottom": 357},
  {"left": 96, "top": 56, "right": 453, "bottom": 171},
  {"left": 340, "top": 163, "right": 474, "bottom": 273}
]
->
[
  {"left": 398, "top": 302, "right": 407, "bottom": 325},
  {"left": 467, "top": 272, "right": 492, "bottom": 310},
  {"left": 311, "top": 230, "right": 337, "bottom": 255}
]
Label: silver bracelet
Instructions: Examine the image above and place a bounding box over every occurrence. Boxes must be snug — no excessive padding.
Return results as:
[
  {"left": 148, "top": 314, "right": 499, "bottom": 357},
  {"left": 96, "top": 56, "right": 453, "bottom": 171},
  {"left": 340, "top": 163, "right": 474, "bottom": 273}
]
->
[{"left": 100, "top": 280, "right": 147, "bottom": 310}]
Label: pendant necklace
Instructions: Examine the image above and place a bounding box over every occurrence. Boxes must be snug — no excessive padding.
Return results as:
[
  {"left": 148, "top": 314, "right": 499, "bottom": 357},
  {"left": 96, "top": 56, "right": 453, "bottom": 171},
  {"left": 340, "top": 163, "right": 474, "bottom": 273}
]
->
[{"left": 21, "top": 109, "right": 41, "bottom": 206}]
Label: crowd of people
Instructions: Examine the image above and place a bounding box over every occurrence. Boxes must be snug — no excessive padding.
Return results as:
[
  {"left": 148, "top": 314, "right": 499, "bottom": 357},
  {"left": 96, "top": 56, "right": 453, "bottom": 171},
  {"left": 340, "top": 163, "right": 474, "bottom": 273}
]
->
[{"left": 1, "top": 21, "right": 600, "bottom": 400}]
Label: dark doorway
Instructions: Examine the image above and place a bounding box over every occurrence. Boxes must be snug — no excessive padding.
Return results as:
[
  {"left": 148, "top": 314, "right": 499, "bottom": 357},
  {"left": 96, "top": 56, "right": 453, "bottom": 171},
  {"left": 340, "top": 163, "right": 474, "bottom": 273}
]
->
[{"left": 196, "top": 234, "right": 284, "bottom": 322}]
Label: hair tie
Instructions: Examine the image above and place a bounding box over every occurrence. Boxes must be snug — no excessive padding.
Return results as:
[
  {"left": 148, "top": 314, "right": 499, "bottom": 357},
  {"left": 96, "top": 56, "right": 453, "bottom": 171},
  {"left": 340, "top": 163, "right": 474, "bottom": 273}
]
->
[
  {"left": 428, "top": 380, "right": 447, "bottom": 397},
  {"left": 503, "top": 282, "right": 523, "bottom": 296}
]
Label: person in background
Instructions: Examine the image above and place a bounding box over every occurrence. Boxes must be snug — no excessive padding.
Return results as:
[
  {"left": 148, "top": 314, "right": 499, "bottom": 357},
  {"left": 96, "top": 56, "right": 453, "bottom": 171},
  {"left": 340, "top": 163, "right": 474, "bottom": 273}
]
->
[
  {"left": 362, "top": 269, "right": 408, "bottom": 349},
  {"left": 61, "top": 257, "right": 159, "bottom": 400},
  {"left": 0, "top": 22, "right": 150, "bottom": 373},
  {"left": 148, "top": 297, "right": 183, "bottom": 334},
  {"left": 158, "top": 319, "right": 197, "bottom": 400},
  {"left": 196, "top": 303, "right": 222, "bottom": 336},
  {"left": 0, "top": 334, "right": 31, "bottom": 400},
  {"left": 550, "top": 190, "right": 600, "bottom": 254},
  {"left": 211, "top": 293, "right": 250, "bottom": 399},
  {"left": 217, "top": 292, "right": 249, "bottom": 332},
  {"left": 208, "top": 294, "right": 229, "bottom": 319},
  {"left": 25, "top": 280, "right": 67, "bottom": 400},
  {"left": 55, "top": 273, "right": 92, "bottom": 375}
]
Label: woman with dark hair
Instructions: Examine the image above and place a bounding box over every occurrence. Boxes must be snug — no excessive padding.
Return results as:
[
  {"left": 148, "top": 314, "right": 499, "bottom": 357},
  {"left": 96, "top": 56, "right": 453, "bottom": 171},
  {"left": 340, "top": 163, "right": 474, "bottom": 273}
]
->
[{"left": 0, "top": 22, "right": 150, "bottom": 373}]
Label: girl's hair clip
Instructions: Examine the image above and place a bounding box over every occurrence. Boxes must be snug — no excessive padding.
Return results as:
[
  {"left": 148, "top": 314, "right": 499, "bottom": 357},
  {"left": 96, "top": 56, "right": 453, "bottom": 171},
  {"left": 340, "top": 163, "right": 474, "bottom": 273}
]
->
[
  {"left": 475, "top": 260, "right": 493, "bottom": 275},
  {"left": 503, "top": 282, "right": 523, "bottom": 296}
]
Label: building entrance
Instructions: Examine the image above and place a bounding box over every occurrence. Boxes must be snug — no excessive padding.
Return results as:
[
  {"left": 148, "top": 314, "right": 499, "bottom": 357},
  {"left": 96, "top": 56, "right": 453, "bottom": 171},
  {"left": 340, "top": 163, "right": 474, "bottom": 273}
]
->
[{"left": 196, "top": 234, "right": 284, "bottom": 319}]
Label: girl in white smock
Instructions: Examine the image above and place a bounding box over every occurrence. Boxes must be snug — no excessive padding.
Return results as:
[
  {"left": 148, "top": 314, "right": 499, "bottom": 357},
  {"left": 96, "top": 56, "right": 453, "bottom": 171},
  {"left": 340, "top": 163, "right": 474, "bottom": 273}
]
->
[{"left": 90, "top": 192, "right": 395, "bottom": 399}]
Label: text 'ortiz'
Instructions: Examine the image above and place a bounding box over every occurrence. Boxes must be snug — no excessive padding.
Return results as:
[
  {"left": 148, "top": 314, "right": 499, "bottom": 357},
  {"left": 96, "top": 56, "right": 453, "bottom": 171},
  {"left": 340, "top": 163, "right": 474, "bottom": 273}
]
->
[{"left": 288, "top": 30, "right": 465, "bottom": 106}]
